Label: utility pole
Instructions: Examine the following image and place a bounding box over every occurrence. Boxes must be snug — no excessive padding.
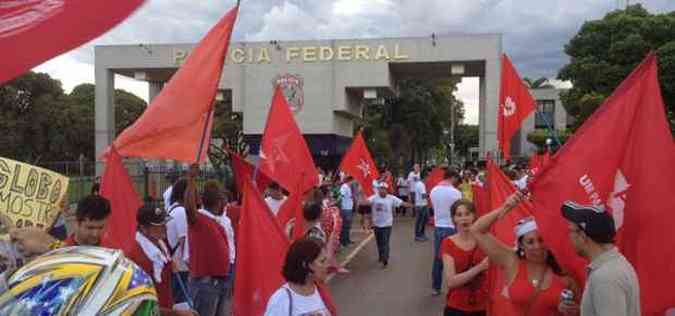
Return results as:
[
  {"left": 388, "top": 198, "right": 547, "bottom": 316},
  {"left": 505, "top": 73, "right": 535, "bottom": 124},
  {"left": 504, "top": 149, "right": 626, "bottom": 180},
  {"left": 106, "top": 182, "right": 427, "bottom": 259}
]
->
[{"left": 449, "top": 99, "right": 455, "bottom": 166}]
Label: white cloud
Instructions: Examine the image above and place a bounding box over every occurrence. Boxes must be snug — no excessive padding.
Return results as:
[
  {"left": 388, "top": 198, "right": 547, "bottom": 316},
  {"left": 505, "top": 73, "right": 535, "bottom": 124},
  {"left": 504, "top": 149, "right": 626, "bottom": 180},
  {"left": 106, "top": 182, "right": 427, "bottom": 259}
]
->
[{"left": 455, "top": 77, "right": 480, "bottom": 125}]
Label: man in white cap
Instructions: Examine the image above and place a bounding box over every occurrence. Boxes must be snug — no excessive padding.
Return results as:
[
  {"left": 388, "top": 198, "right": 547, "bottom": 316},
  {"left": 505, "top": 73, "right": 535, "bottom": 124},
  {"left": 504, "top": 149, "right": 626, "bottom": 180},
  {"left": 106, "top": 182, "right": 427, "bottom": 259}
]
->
[
  {"left": 366, "top": 182, "right": 412, "bottom": 268},
  {"left": 560, "top": 201, "right": 640, "bottom": 316}
]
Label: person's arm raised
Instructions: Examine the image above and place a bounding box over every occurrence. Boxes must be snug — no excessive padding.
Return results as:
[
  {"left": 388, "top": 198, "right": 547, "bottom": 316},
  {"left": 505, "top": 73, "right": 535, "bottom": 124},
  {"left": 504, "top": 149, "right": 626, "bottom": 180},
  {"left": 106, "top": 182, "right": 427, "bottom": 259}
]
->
[{"left": 469, "top": 192, "right": 524, "bottom": 271}]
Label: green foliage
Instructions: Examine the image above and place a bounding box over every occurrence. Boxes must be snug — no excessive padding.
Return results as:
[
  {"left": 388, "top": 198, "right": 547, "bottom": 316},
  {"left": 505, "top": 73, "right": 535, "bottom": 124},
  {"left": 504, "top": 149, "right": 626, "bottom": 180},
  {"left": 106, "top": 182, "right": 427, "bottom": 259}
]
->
[
  {"left": 357, "top": 79, "right": 471, "bottom": 172},
  {"left": 0, "top": 72, "right": 146, "bottom": 163},
  {"left": 526, "top": 129, "right": 573, "bottom": 149},
  {"left": 558, "top": 4, "right": 675, "bottom": 133}
]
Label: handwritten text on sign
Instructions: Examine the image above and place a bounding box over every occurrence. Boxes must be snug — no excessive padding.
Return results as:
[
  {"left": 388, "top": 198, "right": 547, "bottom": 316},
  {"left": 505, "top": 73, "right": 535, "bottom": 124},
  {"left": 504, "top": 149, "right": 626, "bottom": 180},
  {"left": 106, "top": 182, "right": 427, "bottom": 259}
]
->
[{"left": 0, "top": 157, "right": 69, "bottom": 229}]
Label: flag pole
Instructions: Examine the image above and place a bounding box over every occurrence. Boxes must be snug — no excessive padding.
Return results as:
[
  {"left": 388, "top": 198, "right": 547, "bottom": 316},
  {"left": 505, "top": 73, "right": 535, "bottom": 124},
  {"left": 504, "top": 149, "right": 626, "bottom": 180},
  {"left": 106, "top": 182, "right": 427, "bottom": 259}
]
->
[
  {"left": 535, "top": 111, "right": 562, "bottom": 148},
  {"left": 195, "top": 104, "right": 215, "bottom": 163}
]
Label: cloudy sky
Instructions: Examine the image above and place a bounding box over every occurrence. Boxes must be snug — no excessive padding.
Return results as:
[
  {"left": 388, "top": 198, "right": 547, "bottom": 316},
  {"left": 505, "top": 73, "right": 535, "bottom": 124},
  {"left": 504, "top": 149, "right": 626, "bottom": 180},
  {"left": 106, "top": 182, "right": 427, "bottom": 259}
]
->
[{"left": 35, "top": 0, "right": 675, "bottom": 124}]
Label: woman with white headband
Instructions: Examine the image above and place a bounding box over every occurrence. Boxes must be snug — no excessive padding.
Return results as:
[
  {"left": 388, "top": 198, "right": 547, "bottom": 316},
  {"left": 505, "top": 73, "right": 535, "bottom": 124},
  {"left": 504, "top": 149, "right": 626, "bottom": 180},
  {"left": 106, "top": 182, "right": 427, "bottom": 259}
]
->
[{"left": 470, "top": 192, "right": 578, "bottom": 316}]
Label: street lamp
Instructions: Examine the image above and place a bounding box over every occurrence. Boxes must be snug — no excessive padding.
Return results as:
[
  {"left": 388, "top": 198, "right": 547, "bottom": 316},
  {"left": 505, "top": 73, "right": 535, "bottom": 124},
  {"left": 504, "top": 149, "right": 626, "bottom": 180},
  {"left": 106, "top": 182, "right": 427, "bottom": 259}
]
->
[{"left": 545, "top": 137, "right": 553, "bottom": 153}]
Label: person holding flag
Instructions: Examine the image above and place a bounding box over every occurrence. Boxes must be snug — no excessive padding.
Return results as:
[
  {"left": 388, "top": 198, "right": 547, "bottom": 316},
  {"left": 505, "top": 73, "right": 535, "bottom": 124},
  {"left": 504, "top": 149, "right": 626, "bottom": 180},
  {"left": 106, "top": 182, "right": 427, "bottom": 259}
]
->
[{"left": 470, "top": 192, "right": 579, "bottom": 315}]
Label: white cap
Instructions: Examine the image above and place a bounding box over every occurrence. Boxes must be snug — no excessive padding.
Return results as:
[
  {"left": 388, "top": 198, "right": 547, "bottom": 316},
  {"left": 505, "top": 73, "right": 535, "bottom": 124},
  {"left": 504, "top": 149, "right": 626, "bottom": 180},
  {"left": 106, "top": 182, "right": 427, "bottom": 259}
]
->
[{"left": 377, "top": 182, "right": 389, "bottom": 189}]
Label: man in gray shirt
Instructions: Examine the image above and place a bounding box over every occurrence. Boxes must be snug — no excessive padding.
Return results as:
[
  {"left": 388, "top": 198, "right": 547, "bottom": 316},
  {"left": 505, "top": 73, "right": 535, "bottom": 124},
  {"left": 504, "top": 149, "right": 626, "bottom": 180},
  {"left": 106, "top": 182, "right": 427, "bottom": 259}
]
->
[{"left": 560, "top": 201, "right": 640, "bottom": 316}]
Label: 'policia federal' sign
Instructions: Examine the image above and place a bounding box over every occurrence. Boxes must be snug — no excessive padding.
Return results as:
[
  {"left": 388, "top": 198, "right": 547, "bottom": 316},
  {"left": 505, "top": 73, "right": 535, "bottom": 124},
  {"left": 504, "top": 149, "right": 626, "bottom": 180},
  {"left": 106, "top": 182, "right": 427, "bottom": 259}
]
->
[{"left": 0, "top": 157, "right": 69, "bottom": 230}]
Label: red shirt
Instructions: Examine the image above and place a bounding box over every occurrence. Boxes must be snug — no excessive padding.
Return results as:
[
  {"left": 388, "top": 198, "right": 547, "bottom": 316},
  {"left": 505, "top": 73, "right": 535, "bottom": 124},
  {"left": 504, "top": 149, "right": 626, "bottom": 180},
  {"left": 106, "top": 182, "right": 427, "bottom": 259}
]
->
[
  {"left": 126, "top": 241, "right": 174, "bottom": 308},
  {"left": 188, "top": 212, "right": 230, "bottom": 278},
  {"left": 507, "top": 260, "right": 566, "bottom": 316},
  {"left": 441, "top": 237, "right": 488, "bottom": 312}
]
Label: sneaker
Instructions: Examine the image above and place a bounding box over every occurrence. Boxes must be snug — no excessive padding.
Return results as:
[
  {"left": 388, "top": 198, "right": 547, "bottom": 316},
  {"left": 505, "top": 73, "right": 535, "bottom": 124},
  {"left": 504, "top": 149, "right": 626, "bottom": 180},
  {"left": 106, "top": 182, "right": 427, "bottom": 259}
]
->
[
  {"left": 381, "top": 260, "right": 388, "bottom": 269},
  {"left": 432, "top": 289, "right": 441, "bottom": 296}
]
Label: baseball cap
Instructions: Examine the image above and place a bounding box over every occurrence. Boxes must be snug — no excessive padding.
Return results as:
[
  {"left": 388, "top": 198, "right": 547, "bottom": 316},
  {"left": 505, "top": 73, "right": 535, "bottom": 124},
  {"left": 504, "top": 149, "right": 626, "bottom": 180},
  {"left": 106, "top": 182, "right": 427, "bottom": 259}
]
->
[
  {"left": 561, "top": 201, "right": 616, "bottom": 243},
  {"left": 137, "top": 205, "right": 172, "bottom": 226}
]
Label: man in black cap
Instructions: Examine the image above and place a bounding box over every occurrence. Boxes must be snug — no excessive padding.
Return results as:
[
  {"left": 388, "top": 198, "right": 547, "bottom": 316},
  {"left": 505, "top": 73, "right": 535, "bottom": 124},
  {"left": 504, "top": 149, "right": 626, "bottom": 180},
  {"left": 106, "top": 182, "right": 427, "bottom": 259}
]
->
[{"left": 559, "top": 201, "right": 640, "bottom": 316}]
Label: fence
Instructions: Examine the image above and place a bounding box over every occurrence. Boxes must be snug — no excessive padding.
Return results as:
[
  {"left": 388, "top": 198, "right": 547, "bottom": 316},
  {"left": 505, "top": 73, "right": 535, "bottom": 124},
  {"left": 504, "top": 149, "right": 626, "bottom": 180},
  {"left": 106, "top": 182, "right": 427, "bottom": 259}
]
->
[{"left": 37, "top": 160, "right": 232, "bottom": 208}]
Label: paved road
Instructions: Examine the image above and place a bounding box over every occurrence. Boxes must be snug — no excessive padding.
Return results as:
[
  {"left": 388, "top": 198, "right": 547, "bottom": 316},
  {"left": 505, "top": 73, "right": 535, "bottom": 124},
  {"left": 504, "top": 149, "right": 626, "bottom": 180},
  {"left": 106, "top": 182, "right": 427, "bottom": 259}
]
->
[{"left": 329, "top": 216, "right": 446, "bottom": 316}]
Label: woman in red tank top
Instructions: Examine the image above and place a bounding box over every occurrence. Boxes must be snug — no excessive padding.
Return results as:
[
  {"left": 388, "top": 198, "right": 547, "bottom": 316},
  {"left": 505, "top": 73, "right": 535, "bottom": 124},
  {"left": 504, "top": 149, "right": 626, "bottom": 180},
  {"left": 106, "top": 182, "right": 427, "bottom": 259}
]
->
[
  {"left": 441, "top": 200, "right": 488, "bottom": 316},
  {"left": 470, "top": 192, "right": 579, "bottom": 316}
]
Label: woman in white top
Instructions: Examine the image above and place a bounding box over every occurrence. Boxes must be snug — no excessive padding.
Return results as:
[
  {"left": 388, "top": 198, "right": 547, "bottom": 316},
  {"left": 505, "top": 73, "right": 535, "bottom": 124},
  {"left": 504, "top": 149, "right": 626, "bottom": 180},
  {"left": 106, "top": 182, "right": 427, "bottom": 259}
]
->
[{"left": 265, "top": 239, "right": 336, "bottom": 316}]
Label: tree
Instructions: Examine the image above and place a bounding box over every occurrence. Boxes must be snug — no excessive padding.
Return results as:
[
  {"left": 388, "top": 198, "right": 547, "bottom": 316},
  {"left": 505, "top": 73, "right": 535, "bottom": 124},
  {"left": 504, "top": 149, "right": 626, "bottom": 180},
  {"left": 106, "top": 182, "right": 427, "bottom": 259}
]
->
[
  {"left": 558, "top": 4, "right": 675, "bottom": 133},
  {"left": 523, "top": 77, "right": 554, "bottom": 89},
  {"left": 207, "top": 98, "right": 247, "bottom": 185}
]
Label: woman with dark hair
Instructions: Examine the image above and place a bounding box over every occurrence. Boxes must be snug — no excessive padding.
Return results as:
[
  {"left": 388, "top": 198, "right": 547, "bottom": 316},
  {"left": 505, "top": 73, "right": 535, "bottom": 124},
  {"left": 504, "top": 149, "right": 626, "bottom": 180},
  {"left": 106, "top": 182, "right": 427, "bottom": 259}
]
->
[
  {"left": 441, "top": 200, "right": 488, "bottom": 316},
  {"left": 470, "top": 192, "right": 578, "bottom": 316},
  {"left": 265, "top": 239, "right": 337, "bottom": 316}
]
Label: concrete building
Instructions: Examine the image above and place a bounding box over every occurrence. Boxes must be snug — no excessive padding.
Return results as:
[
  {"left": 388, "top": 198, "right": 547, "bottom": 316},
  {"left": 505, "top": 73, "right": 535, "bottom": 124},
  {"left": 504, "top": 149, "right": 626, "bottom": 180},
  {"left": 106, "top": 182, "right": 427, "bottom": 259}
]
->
[
  {"left": 95, "top": 34, "right": 504, "bottom": 170},
  {"left": 512, "top": 87, "right": 571, "bottom": 157}
]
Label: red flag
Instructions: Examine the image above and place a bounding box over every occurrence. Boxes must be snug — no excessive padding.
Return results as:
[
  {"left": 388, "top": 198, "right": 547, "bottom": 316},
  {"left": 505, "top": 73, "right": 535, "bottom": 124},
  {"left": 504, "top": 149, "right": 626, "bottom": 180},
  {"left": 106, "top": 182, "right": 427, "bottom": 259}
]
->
[
  {"left": 111, "top": 5, "right": 239, "bottom": 162},
  {"left": 498, "top": 54, "right": 536, "bottom": 160},
  {"left": 259, "top": 86, "right": 319, "bottom": 193},
  {"left": 424, "top": 167, "right": 445, "bottom": 193},
  {"left": 529, "top": 53, "right": 675, "bottom": 315},
  {"left": 0, "top": 0, "right": 145, "bottom": 84},
  {"left": 100, "top": 147, "right": 142, "bottom": 254},
  {"left": 234, "top": 178, "right": 289, "bottom": 316},
  {"left": 485, "top": 160, "right": 532, "bottom": 316},
  {"left": 527, "top": 151, "right": 550, "bottom": 176},
  {"left": 230, "top": 152, "right": 272, "bottom": 196},
  {"left": 471, "top": 184, "right": 489, "bottom": 216},
  {"left": 339, "top": 130, "right": 379, "bottom": 196}
]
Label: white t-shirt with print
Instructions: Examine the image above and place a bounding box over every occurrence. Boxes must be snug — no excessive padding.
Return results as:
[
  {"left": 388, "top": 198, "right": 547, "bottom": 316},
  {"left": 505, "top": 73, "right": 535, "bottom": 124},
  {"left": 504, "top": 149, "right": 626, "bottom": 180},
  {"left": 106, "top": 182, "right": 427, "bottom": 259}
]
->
[
  {"left": 339, "top": 183, "right": 353, "bottom": 210},
  {"left": 368, "top": 194, "right": 403, "bottom": 227},
  {"left": 264, "top": 283, "right": 331, "bottom": 316},
  {"left": 266, "top": 196, "right": 287, "bottom": 216},
  {"left": 407, "top": 171, "right": 421, "bottom": 194},
  {"left": 429, "top": 182, "right": 462, "bottom": 229},
  {"left": 166, "top": 203, "right": 189, "bottom": 271},
  {"left": 413, "top": 181, "right": 428, "bottom": 207}
]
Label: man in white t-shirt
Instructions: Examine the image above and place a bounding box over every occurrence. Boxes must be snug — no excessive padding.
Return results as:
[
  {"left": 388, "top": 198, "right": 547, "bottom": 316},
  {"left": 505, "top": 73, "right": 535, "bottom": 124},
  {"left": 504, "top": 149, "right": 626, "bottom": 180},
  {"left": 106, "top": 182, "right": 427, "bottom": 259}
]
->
[
  {"left": 163, "top": 178, "right": 191, "bottom": 307},
  {"left": 339, "top": 176, "right": 355, "bottom": 247},
  {"left": 367, "top": 183, "right": 412, "bottom": 268},
  {"left": 407, "top": 164, "right": 421, "bottom": 216},
  {"left": 412, "top": 176, "right": 430, "bottom": 242},
  {"left": 265, "top": 182, "right": 287, "bottom": 216},
  {"left": 429, "top": 167, "right": 462, "bottom": 296}
]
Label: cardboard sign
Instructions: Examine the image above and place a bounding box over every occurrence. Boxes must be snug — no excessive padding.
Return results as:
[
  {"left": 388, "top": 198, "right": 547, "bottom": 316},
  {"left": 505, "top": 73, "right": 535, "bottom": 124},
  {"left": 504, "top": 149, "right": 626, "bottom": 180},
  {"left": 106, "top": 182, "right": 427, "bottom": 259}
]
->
[{"left": 0, "top": 157, "right": 69, "bottom": 230}]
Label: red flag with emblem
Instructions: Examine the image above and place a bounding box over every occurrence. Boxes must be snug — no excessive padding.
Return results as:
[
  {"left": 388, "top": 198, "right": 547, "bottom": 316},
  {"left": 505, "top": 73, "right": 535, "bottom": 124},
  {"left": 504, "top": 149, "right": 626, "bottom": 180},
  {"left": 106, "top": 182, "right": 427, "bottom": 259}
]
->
[
  {"left": 259, "top": 86, "right": 319, "bottom": 194},
  {"left": 230, "top": 152, "right": 272, "bottom": 197},
  {"left": 339, "top": 130, "right": 379, "bottom": 196},
  {"left": 528, "top": 151, "right": 550, "bottom": 176},
  {"left": 110, "top": 5, "right": 239, "bottom": 162},
  {"left": 100, "top": 147, "right": 142, "bottom": 254},
  {"left": 0, "top": 0, "right": 145, "bottom": 84},
  {"left": 498, "top": 54, "right": 536, "bottom": 161},
  {"left": 529, "top": 53, "right": 675, "bottom": 315}
]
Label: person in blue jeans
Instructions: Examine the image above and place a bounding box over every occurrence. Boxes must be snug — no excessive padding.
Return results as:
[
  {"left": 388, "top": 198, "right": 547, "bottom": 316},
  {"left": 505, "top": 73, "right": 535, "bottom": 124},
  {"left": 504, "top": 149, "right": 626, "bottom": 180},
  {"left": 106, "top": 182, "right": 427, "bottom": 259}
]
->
[
  {"left": 339, "top": 176, "right": 356, "bottom": 246},
  {"left": 429, "top": 167, "right": 463, "bottom": 296},
  {"left": 412, "top": 176, "right": 430, "bottom": 241}
]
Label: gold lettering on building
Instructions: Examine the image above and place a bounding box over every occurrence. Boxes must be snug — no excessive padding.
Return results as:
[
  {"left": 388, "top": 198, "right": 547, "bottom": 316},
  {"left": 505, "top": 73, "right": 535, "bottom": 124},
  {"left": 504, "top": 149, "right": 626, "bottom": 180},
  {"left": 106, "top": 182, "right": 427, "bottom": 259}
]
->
[
  {"left": 303, "top": 47, "right": 318, "bottom": 62},
  {"left": 337, "top": 46, "right": 353, "bottom": 61},
  {"left": 355, "top": 45, "right": 370, "bottom": 61},
  {"left": 231, "top": 48, "right": 245, "bottom": 64},
  {"left": 319, "top": 46, "right": 334, "bottom": 61},
  {"left": 374, "top": 45, "right": 390, "bottom": 61},
  {"left": 247, "top": 48, "right": 254, "bottom": 63},
  {"left": 257, "top": 47, "right": 271, "bottom": 64},
  {"left": 393, "top": 44, "right": 409, "bottom": 60},
  {"left": 287, "top": 47, "right": 301, "bottom": 62}
]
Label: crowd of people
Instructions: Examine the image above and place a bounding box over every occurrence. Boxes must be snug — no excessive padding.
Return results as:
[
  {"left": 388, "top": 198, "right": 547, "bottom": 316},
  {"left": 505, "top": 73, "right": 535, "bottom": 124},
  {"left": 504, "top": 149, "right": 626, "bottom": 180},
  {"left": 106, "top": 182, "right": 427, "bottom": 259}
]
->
[{"left": 1, "top": 160, "right": 641, "bottom": 316}]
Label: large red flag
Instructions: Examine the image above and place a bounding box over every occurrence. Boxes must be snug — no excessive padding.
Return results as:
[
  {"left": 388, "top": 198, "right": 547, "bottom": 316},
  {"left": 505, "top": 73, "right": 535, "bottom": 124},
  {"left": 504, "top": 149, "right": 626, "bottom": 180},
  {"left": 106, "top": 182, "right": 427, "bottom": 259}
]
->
[
  {"left": 498, "top": 54, "right": 536, "bottom": 161},
  {"left": 424, "top": 167, "right": 445, "bottom": 193},
  {"left": 0, "top": 0, "right": 145, "bottom": 84},
  {"left": 471, "top": 183, "right": 489, "bottom": 216},
  {"left": 529, "top": 53, "right": 675, "bottom": 315},
  {"left": 100, "top": 147, "right": 142, "bottom": 254},
  {"left": 234, "top": 178, "right": 289, "bottom": 316},
  {"left": 111, "top": 5, "right": 239, "bottom": 162},
  {"left": 339, "top": 130, "right": 379, "bottom": 196},
  {"left": 527, "top": 151, "right": 550, "bottom": 176},
  {"left": 259, "top": 86, "right": 319, "bottom": 193},
  {"left": 230, "top": 152, "right": 272, "bottom": 196},
  {"left": 485, "top": 159, "right": 532, "bottom": 316}
]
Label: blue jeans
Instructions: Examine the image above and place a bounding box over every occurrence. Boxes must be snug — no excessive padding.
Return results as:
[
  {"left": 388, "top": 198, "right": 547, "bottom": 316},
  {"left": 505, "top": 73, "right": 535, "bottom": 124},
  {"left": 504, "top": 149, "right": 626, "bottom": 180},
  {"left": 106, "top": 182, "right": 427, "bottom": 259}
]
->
[
  {"left": 340, "top": 208, "right": 354, "bottom": 246},
  {"left": 414, "top": 206, "right": 429, "bottom": 238},
  {"left": 374, "top": 226, "right": 392, "bottom": 263},
  {"left": 432, "top": 227, "right": 456, "bottom": 291},
  {"left": 171, "top": 271, "right": 190, "bottom": 305},
  {"left": 189, "top": 269, "right": 232, "bottom": 316}
]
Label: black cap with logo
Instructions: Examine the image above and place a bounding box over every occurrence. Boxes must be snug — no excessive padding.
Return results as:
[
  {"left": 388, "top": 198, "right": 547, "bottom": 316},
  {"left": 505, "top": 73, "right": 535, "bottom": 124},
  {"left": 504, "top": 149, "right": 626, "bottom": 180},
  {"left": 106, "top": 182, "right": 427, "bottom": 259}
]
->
[{"left": 561, "top": 201, "right": 616, "bottom": 243}]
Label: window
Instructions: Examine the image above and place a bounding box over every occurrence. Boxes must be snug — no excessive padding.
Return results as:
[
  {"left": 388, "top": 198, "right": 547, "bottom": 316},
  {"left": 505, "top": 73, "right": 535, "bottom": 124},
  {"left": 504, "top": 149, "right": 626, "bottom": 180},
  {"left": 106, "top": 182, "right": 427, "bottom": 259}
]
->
[{"left": 535, "top": 100, "right": 555, "bottom": 129}]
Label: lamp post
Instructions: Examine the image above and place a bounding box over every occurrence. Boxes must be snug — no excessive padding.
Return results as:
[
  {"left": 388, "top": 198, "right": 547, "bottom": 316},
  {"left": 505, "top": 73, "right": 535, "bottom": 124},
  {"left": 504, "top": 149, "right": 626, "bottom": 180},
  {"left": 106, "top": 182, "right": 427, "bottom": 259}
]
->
[{"left": 545, "top": 137, "right": 553, "bottom": 153}]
